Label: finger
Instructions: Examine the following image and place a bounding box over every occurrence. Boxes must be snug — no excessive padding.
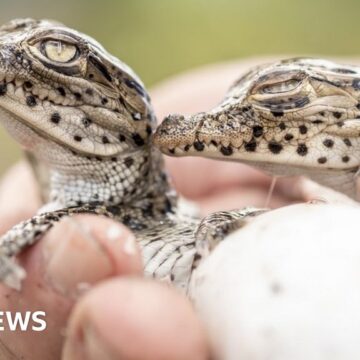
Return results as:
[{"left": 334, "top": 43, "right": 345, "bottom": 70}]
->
[
  {"left": 196, "top": 186, "right": 293, "bottom": 215},
  {"left": 0, "top": 215, "right": 142, "bottom": 360},
  {"left": 278, "top": 177, "right": 359, "bottom": 205},
  {"left": 62, "top": 278, "right": 209, "bottom": 360},
  {"left": 165, "top": 157, "right": 271, "bottom": 199},
  {"left": 0, "top": 161, "right": 42, "bottom": 233}
]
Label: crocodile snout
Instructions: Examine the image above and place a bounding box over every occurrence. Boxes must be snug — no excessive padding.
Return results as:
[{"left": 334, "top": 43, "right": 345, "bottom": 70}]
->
[{"left": 153, "top": 113, "right": 203, "bottom": 150}]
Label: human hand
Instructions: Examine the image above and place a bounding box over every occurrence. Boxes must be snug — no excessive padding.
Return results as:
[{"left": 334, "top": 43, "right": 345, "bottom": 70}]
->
[{"left": 0, "top": 162, "right": 208, "bottom": 360}]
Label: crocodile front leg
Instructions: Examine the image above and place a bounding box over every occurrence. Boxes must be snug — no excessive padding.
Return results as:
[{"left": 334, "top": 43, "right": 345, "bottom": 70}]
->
[
  {"left": 195, "top": 208, "right": 267, "bottom": 257},
  {"left": 0, "top": 204, "right": 111, "bottom": 289}
]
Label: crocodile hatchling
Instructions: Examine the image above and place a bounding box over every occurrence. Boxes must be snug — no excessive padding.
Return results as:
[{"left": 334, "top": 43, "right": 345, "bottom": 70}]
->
[
  {"left": 154, "top": 58, "right": 360, "bottom": 199},
  {"left": 0, "top": 18, "right": 265, "bottom": 292}
]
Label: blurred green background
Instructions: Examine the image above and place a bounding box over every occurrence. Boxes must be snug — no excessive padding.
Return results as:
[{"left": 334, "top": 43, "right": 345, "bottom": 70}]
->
[{"left": 0, "top": 0, "right": 359, "bottom": 174}]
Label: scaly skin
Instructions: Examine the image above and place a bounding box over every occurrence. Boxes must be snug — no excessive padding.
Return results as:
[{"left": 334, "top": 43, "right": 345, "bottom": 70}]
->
[
  {"left": 0, "top": 19, "right": 262, "bottom": 292},
  {"left": 154, "top": 58, "right": 360, "bottom": 199}
]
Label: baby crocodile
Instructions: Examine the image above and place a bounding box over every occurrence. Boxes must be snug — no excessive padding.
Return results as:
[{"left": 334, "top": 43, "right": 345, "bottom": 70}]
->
[
  {"left": 0, "top": 19, "right": 263, "bottom": 291},
  {"left": 154, "top": 58, "right": 360, "bottom": 199}
]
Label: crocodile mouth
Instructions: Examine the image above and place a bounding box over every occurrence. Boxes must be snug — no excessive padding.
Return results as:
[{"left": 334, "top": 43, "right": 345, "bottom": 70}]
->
[
  {"left": 153, "top": 113, "right": 250, "bottom": 158},
  {"left": 0, "top": 70, "right": 142, "bottom": 157}
]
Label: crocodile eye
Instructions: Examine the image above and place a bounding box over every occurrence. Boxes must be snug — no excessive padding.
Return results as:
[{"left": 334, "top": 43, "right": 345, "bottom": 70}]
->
[
  {"left": 41, "top": 40, "right": 78, "bottom": 63},
  {"left": 260, "top": 79, "right": 301, "bottom": 94}
]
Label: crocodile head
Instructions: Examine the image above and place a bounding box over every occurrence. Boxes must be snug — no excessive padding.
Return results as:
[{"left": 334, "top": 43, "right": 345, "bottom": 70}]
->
[
  {"left": 0, "top": 18, "right": 165, "bottom": 206},
  {"left": 0, "top": 18, "right": 154, "bottom": 155},
  {"left": 154, "top": 58, "right": 360, "bottom": 198}
]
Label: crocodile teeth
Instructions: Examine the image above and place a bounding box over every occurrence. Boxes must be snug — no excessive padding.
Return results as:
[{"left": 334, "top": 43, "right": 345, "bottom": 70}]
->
[
  {"left": 15, "top": 78, "right": 23, "bottom": 87},
  {"left": 220, "top": 140, "right": 230, "bottom": 147},
  {"left": 230, "top": 138, "right": 242, "bottom": 148},
  {"left": 47, "top": 90, "right": 62, "bottom": 104},
  {"left": 37, "top": 88, "right": 49, "bottom": 100},
  {"left": 14, "top": 86, "right": 24, "bottom": 98},
  {"left": 6, "top": 82, "right": 14, "bottom": 93},
  {"left": 5, "top": 74, "right": 14, "bottom": 83}
]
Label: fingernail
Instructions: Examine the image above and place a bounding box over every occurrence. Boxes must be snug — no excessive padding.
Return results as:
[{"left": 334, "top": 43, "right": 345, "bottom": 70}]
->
[
  {"left": 42, "top": 216, "right": 141, "bottom": 298},
  {"left": 63, "top": 322, "right": 117, "bottom": 360}
]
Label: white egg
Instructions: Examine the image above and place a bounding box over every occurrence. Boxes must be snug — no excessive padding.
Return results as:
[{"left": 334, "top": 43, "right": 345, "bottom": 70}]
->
[{"left": 190, "top": 203, "right": 360, "bottom": 360}]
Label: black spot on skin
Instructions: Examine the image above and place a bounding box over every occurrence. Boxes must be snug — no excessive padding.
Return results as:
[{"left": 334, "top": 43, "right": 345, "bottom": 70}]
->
[
  {"left": 164, "top": 198, "right": 174, "bottom": 214},
  {"left": 241, "top": 105, "right": 252, "bottom": 112},
  {"left": 101, "top": 97, "right": 108, "bottom": 105},
  {"left": 146, "top": 125, "right": 152, "bottom": 135},
  {"left": 82, "top": 117, "right": 92, "bottom": 127},
  {"left": 14, "top": 50, "right": 23, "bottom": 62},
  {"left": 34, "top": 231, "right": 42, "bottom": 238},
  {"left": 119, "top": 134, "right": 126, "bottom": 142},
  {"left": 169, "top": 148, "right": 175, "bottom": 154},
  {"left": 74, "top": 135, "right": 82, "bottom": 142},
  {"left": 333, "top": 68, "right": 357, "bottom": 74},
  {"left": 132, "top": 133, "right": 145, "bottom": 146},
  {"left": 111, "top": 157, "right": 117, "bottom": 162},
  {"left": 88, "top": 54, "right": 112, "bottom": 82},
  {"left": 344, "top": 138, "right": 352, "bottom": 147},
  {"left": 333, "top": 112, "right": 342, "bottom": 119},
  {"left": 318, "top": 157, "right": 327, "bottom": 164},
  {"left": 319, "top": 111, "right": 325, "bottom": 116},
  {"left": 74, "top": 92, "right": 82, "bottom": 100},
  {"left": 268, "top": 141, "right": 283, "bottom": 154},
  {"left": 102, "top": 136, "right": 110, "bottom": 144},
  {"left": 57, "top": 87, "right": 66, "bottom": 96},
  {"left": 211, "top": 140, "right": 218, "bottom": 146},
  {"left": 284, "top": 133, "right": 293, "bottom": 141},
  {"left": 0, "top": 83, "right": 7, "bottom": 96},
  {"left": 323, "top": 139, "right": 334, "bottom": 148},
  {"left": 253, "top": 126, "right": 263, "bottom": 137},
  {"left": 352, "top": 79, "right": 360, "bottom": 90},
  {"left": 26, "top": 95, "right": 36, "bottom": 107},
  {"left": 24, "top": 81, "right": 32, "bottom": 89},
  {"left": 125, "top": 78, "right": 145, "bottom": 97},
  {"left": 220, "top": 145, "right": 233, "bottom": 156},
  {"left": 299, "top": 125, "right": 307, "bottom": 134},
  {"left": 279, "top": 122, "right": 286, "bottom": 130},
  {"left": 245, "top": 138, "right": 257, "bottom": 152},
  {"left": 50, "top": 112, "right": 61, "bottom": 124},
  {"left": 85, "top": 88, "right": 93, "bottom": 96},
  {"left": 89, "top": 74, "right": 94, "bottom": 79},
  {"left": 297, "top": 143, "right": 308, "bottom": 156},
  {"left": 95, "top": 157, "right": 102, "bottom": 161},
  {"left": 184, "top": 144, "right": 190, "bottom": 152},
  {"left": 357, "top": 103, "right": 360, "bottom": 110},
  {"left": 312, "top": 119, "right": 323, "bottom": 124},
  {"left": 142, "top": 203, "right": 154, "bottom": 217},
  {"left": 271, "top": 110, "right": 284, "bottom": 117},
  {"left": 294, "top": 97, "right": 310, "bottom": 108},
  {"left": 193, "top": 141, "right": 205, "bottom": 151},
  {"left": 124, "top": 157, "right": 134, "bottom": 168},
  {"left": 342, "top": 155, "right": 350, "bottom": 163}
]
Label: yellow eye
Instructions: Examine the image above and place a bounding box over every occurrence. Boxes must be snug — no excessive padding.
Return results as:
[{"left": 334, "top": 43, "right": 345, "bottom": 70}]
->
[
  {"left": 42, "top": 40, "right": 78, "bottom": 63},
  {"left": 261, "top": 79, "right": 301, "bottom": 94}
]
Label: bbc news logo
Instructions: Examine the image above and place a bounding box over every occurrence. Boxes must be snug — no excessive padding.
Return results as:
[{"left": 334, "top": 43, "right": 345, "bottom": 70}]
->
[{"left": 0, "top": 311, "right": 46, "bottom": 331}]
